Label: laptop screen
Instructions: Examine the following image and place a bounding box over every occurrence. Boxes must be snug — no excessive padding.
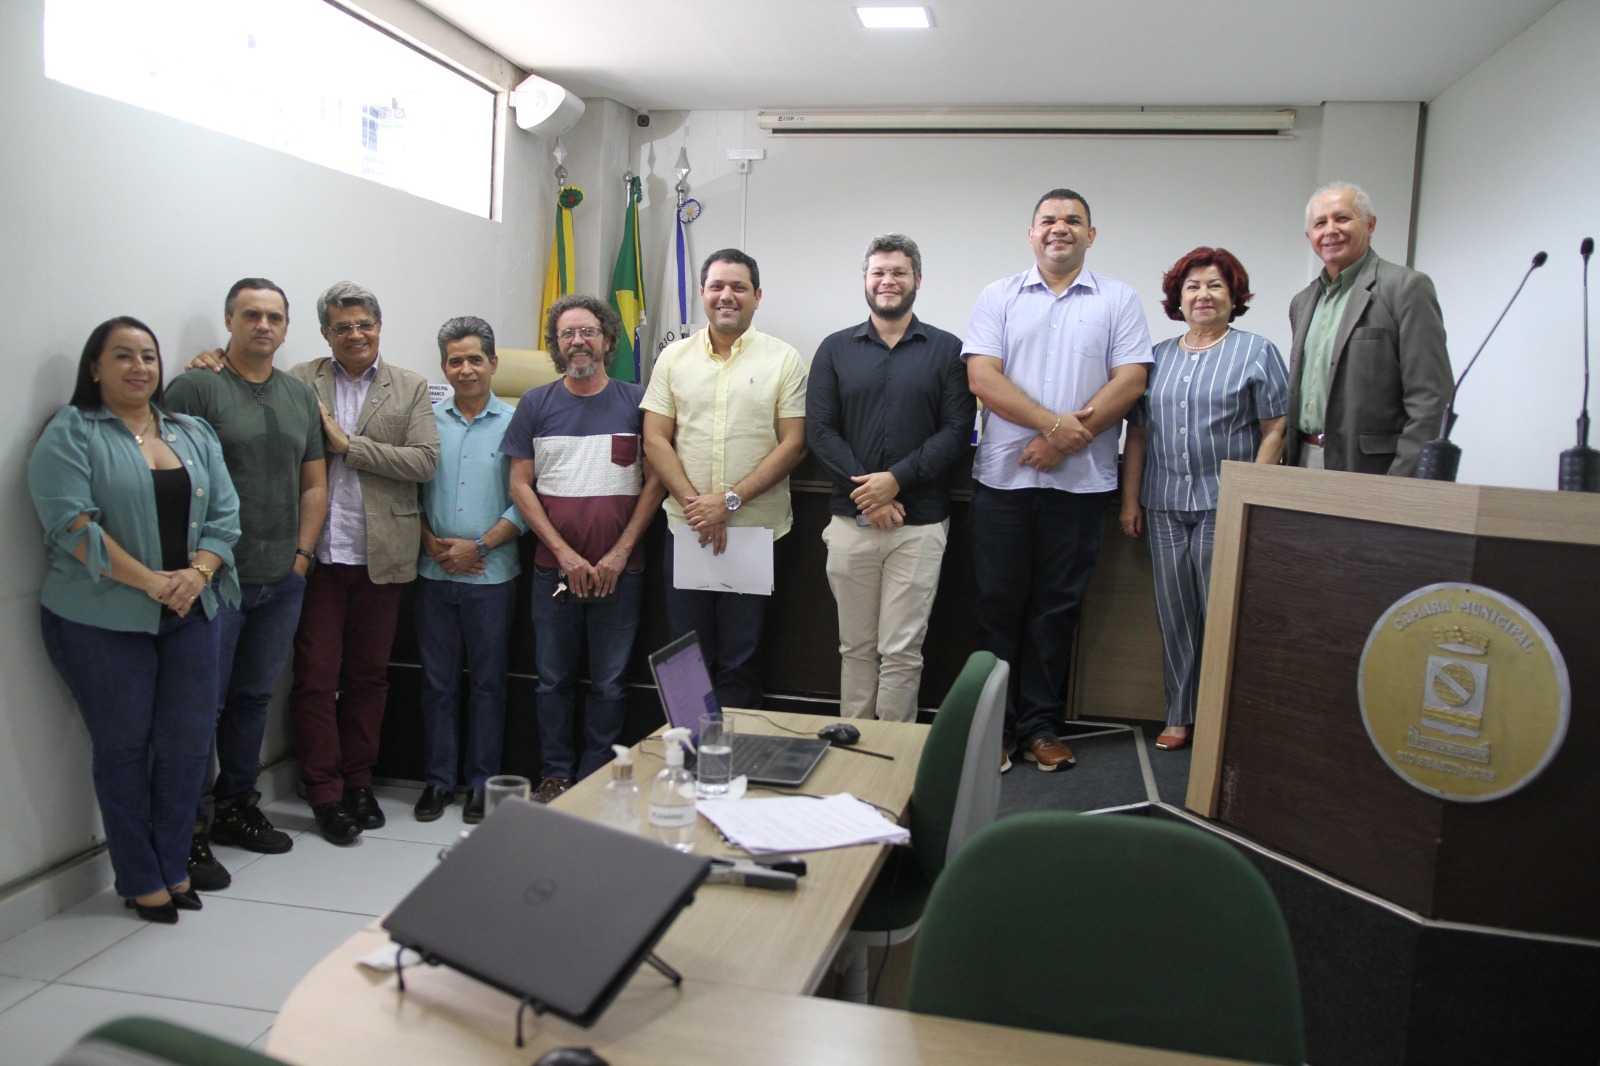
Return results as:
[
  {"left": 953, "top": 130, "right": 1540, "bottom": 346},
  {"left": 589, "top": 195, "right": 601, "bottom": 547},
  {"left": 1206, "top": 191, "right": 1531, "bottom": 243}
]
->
[{"left": 649, "top": 632, "right": 722, "bottom": 743}]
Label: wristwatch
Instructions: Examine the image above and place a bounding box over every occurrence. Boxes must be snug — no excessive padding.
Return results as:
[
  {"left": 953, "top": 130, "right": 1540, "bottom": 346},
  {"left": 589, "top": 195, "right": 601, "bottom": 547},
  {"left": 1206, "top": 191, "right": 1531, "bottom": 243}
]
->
[
  {"left": 723, "top": 489, "right": 742, "bottom": 512},
  {"left": 474, "top": 537, "right": 490, "bottom": 559}
]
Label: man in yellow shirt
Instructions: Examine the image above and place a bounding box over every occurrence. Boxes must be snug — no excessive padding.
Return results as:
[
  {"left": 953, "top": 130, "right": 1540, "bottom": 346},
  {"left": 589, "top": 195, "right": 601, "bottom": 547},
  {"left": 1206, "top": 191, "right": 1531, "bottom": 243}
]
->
[{"left": 642, "top": 250, "right": 808, "bottom": 709}]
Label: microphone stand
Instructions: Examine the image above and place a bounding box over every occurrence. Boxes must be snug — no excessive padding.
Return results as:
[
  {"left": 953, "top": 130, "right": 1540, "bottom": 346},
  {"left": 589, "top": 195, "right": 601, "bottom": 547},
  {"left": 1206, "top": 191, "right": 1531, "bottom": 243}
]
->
[
  {"left": 1558, "top": 237, "right": 1599, "bottom": 492},
  {"left": 1416, "top": 252, "right": 1548, "bottom": 482}
]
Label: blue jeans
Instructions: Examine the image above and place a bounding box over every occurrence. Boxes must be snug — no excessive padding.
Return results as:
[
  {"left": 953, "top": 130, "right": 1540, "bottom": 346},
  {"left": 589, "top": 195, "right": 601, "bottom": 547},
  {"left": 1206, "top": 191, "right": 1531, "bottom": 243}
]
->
[
  {"left": 414, "top": 576, "right": 517, "bottom": 790},
  {"left": 207, "top": 570, "right": 307, "bottom": 811},
  {"left": 969, "top": 484, "right": 1106, "bottom": 747},
  {"left": 662, "top": 544, "right": 769, "bottom": 712},
  {"left": 42, "top": 606, "right": 219, "bottom": 899},
  {"left": 529, "top": 566, "right": 642, "bottom": 780}
]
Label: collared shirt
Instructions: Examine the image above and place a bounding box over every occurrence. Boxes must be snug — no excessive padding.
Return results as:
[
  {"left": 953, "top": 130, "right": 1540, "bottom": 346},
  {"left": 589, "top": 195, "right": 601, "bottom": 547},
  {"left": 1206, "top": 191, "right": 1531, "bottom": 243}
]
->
[
  {"left": 1131, "top": 330, "right": 1289, "bottom": 511},
  {"left": 1298, "top": 248, "right": 1370, "bottom": 434},
  {"left": 640, "top": 327, "right": 808, "bottom": 538},
  {"left": 419, "top": 394, "right": 526, "bottom": 585},
  {"left": 962, "top": 265, "right": 1153, "bottom": 494},
  {"left": 806, "top": 315, "right": 974, "bottom": 525},
  {"left": 29, "top": 406, "right": 241, "bottom": 632},
  {"left": 320, "top": 356, "right": 378, "bottom": 564}
]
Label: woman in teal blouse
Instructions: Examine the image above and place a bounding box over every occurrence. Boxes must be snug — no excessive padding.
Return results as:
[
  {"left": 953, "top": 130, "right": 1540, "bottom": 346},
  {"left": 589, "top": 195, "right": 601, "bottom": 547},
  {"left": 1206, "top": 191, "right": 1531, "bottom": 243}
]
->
[{"left": 29, "top": 317, "right": 240, "bottom": 923}]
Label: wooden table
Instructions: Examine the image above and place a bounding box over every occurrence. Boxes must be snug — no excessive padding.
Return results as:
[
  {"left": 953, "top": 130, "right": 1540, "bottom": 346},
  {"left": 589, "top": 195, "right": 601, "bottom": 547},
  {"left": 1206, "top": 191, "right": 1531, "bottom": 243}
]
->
[
  {"left": 554, "top": 710, "right": 928, "bottom": 995},
  {"left": 268, "top": 924, "right": 1242, "bottom": 1066},
  {"left": 268, "top": 712, "right": 1247, "bottom": 1066}
]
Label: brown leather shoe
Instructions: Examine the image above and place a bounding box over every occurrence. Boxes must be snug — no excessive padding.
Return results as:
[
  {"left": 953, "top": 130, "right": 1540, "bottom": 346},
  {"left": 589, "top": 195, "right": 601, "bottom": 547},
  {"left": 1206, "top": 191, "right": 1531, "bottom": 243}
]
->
[
  {"left": 1023, "top": 736, "right": 1076, "bottom": 771},
  {"left": 533, "top": 776, "right": 574, "bottom": 804},
  {"left": 1156, "top": 726, "right": 1191, "bottom": 751},
  {"left": 999, "top": 745, "right": 1014, "bottom": 774}
]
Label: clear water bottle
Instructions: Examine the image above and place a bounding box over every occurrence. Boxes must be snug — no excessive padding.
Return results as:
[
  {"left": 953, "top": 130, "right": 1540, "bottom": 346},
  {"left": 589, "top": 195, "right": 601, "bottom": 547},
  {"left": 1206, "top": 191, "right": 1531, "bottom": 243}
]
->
[
  {"left": 597, "top": 744, "right": 641, "bottom": 835},
  {"left": 649, "top": 727, "right": 697, "bottom": 852}
]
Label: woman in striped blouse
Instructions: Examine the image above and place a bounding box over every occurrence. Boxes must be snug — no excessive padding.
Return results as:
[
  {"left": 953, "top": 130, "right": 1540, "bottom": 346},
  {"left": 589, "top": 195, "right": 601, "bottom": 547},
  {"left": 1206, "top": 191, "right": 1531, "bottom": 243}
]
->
[{"left": 1120, "top": 248, "right": 1288, "bottom": 751}]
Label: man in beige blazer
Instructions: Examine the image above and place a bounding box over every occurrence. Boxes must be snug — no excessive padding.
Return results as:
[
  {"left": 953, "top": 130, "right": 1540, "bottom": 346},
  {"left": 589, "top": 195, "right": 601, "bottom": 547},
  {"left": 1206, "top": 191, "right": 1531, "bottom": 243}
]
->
[
  {"left": 1285, "top": 183, "right": 1452, "bottom": 477},
  {"left": 288, "top": 281, "right": 439, "bottom": 845}
]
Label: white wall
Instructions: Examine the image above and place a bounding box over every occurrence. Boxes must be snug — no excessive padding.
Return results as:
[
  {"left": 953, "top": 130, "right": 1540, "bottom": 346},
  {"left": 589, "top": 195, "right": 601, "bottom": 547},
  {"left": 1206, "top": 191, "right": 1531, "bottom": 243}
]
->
[
  {"left": 0, "top": 0, "right": 547, "bottom": 896},
  {"left": 623, "top": 106, "right": 1419, "bottom": 372},
  {"left": 1415, "top": 0, "right": 1600, "bottom": 490}
]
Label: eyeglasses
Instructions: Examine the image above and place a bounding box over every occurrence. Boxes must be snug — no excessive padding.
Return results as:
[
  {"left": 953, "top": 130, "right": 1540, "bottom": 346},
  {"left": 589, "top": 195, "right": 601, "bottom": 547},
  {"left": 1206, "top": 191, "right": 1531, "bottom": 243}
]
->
[
  {"left": 557, "top": 327, "right": 601, "bottom": 341},
  {"left": 328, "top": 321, "right": 378, "bottom": 335}
]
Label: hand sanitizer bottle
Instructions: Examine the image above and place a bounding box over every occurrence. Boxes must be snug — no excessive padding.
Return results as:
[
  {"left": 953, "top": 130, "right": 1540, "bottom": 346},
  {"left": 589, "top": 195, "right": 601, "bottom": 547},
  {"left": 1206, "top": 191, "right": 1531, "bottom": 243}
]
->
[
  {"left": 597, "top": 744, "right": 641, "bottom": 834},
  {"left": 649, "top": 727, "right": 697, "bottom": 852}
]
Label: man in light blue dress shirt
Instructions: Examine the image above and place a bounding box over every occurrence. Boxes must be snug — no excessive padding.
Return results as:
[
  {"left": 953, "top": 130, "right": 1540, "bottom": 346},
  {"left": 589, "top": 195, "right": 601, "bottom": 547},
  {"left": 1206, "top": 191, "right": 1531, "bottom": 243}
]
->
[
  {"left": 414, "top": 317, "right": 527, "bottom": 824},
  {"left": 963, "top": 189, "right": 1153, "bottom": 772}
]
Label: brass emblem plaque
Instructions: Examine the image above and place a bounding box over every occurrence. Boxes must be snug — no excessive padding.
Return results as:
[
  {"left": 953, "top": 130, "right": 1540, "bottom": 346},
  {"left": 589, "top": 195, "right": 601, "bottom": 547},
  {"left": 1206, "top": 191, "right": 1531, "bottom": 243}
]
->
[{"left": 1358, "top": 583, "right": 1569, "bottom": 802}]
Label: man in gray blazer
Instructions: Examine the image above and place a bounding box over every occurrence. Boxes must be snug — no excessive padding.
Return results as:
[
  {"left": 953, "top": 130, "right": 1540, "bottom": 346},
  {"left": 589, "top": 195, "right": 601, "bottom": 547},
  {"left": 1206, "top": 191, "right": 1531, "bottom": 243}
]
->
[
  {"left": 288, "top": 281, "right": 439, "bottom": 844},
  {"left": 1285, "top": 183, "right": 1452, "bottom": 476}
]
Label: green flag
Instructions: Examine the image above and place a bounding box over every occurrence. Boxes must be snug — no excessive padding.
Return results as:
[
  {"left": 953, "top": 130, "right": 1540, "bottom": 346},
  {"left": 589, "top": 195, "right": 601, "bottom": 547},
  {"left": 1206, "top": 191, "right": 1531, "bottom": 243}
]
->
[{"left": 608, "top": 176, "right": 645, "bottom": 382}]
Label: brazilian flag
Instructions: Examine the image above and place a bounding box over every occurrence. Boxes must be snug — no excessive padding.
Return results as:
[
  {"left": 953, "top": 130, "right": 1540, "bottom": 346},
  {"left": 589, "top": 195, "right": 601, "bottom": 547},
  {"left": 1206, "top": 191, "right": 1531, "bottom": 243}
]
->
[{"left": 608, "top": 175, "right": 646, "bottom": 382}]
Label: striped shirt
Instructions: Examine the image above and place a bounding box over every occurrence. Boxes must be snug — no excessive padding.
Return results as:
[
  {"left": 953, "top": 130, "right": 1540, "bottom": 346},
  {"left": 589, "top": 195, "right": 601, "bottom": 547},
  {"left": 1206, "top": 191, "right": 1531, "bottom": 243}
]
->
[
  {"left": 500, "top": 378, "right": 648, "bottom": 571},
  {"left": 1131, "top": 329, "right": 1288, "bottom": 511}
]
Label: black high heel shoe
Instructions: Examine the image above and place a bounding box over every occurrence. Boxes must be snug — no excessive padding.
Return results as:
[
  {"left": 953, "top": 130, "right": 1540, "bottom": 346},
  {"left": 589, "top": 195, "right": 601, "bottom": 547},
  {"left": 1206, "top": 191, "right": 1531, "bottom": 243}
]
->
[
  {"left": 124, "top": 897, "right": 179, "bottom": 924},
  {"left": 170, "top": 887, "right": 202, "bottom": 911}
]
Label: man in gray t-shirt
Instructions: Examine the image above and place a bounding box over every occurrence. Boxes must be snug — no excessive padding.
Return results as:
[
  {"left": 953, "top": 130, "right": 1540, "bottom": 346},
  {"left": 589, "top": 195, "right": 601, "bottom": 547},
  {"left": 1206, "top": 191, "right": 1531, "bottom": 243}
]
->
[{"left": 164, "top": 278, "right": 327, "bottom": 890}]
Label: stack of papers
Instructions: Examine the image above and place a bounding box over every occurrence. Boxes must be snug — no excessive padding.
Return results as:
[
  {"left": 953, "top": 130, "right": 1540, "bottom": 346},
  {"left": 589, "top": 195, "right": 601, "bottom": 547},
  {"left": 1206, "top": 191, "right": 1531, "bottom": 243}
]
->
[{"left": 696, "top": 792, "right": 909, "bottom": 854}]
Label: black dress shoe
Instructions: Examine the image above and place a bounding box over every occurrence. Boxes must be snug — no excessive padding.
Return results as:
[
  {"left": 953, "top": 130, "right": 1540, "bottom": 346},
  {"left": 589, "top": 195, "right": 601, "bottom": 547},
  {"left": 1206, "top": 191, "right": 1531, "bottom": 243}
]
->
[
  {"left": 170, "top": 887, "right": 203, "bottom": 911},
  {"left": 414, "top": 785, "right": 451, "bottom": 822},
  {"left": 463, "top": 788, "right": 486, "bottom": 825},
  {"left": 343, "top": 786, "right": 387, "bottom": 830},
  {"left": 125, "top": 898, "right": 179, "bottom": 924},
  {"left": 312, "top": 801, "right": 363, "bottom": 845}
]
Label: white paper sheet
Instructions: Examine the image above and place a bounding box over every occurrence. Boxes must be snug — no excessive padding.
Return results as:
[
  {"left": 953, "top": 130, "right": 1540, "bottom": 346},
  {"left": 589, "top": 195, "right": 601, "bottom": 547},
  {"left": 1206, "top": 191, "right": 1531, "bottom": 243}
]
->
[
  {"left": 696, "top": 792, "right": 910, "bottom": 854},
  {"left": 672, "top": 525, "right": 774, "bottom": 595}
]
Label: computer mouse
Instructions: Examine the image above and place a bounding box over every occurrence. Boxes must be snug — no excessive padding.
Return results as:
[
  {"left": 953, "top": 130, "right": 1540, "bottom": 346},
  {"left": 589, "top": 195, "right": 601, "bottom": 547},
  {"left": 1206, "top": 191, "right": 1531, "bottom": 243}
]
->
[
  {"left": 532, "top": 1047, "right": 608, "bottom": 1066},
  {"left": 818, "top": 722, "right": 861, "bottom": 746}
]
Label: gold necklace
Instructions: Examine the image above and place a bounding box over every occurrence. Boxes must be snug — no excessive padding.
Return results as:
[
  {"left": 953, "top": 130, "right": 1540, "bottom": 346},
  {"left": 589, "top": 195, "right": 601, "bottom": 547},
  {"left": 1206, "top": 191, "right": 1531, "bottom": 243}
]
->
[{"left": 128, "top": 412, "right": 155, "bottom": 445}]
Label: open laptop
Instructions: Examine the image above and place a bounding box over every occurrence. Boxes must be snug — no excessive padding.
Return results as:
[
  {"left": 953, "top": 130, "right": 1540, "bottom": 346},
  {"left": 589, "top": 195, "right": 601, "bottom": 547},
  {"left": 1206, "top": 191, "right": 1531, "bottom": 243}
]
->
[
  {"left": 647, "top": 631, "right": 831, "bottom": 787},
  {"left": 382, "top": 799, "right": 709, "bottom": 1027}
]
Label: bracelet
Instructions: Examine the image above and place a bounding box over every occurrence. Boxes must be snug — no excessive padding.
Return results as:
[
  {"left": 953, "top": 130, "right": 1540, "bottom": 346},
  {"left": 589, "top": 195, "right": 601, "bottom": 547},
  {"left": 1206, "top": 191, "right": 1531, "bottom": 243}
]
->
[
  {"left": 190, "top": 561, "right": 215, "bottom": 585},
  {"left": 1045, "top": 415, "right": 1065, "bottom": 449},
  {"left": 295, "top": 548, "right": 315, "bottom": 562}
]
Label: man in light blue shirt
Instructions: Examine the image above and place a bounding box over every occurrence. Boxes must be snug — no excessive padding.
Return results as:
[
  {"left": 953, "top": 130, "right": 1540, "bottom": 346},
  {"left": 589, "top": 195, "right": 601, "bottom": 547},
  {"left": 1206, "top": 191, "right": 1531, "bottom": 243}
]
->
[
  {"left": 413, "top": 316, "right": 527, "bottom": 824},
  {"left": 964, "top": 188, "right": 1152, "bottom": 772}
]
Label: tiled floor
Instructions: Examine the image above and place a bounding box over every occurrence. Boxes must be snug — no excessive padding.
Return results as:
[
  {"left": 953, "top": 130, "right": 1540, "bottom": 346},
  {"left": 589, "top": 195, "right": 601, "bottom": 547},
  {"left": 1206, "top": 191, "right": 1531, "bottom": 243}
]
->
[{"left": 0, "top": 784, "right": 466, "bottom": 1066}]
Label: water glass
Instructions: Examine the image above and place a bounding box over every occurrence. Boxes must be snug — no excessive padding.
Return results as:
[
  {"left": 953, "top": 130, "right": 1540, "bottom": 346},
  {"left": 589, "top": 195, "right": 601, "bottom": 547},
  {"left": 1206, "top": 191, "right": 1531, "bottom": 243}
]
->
[
  {"left": 697, "top": 714, "right": 735, "bottom": 796},
  {"left": 484, "top": 775, "right": 532, "bottom": 815}
]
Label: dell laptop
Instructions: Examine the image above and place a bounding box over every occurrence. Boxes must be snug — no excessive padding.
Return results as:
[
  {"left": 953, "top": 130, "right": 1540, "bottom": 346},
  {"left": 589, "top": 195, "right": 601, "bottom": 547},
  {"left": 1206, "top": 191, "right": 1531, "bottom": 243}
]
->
[{"left": 383, "top": 798, "right": 709, "bottom": 1027}]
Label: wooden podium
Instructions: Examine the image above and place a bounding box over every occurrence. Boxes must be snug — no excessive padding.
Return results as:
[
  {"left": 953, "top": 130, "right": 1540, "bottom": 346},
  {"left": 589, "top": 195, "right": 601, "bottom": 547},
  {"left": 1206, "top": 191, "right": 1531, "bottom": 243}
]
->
[{"left": 1185, "top": 464, "right": 1600, "bottom": 939}]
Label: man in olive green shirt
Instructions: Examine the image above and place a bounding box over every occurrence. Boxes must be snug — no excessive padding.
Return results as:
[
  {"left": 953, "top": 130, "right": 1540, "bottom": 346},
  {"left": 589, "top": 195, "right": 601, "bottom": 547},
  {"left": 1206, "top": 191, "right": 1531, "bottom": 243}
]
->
[
  {"left": 164, "top": 278, "right": 327, "bottom": 888},
  {"left": 1285, "top": 183, "right": 1452, "bottom": 476}
]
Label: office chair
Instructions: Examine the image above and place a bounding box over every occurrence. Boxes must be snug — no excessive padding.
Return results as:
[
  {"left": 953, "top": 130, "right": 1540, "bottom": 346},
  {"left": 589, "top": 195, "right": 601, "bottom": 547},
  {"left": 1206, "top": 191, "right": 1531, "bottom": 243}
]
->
[
  {"left": 836, "top": 651, "right": 1007, "bottom": 1002},
  {"left": 52, "top": 1016, "right": 288, "bottom": 1066},
  {"left": 906, "top": 811, "right": 1306, "bottom": 1066}
]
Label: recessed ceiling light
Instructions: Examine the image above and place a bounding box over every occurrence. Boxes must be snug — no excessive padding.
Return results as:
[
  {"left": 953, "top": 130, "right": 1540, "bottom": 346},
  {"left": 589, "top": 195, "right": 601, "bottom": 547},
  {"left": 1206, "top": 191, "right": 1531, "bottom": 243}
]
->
[{"left": 856, "top": 6, "right": 931, "bottom": 29}]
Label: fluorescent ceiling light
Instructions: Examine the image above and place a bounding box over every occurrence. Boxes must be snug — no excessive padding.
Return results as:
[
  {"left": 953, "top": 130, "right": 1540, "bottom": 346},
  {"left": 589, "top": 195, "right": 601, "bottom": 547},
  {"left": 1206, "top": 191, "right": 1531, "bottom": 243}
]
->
[{"left": 856, "top": 6, "right": 931, "bottom": 29}]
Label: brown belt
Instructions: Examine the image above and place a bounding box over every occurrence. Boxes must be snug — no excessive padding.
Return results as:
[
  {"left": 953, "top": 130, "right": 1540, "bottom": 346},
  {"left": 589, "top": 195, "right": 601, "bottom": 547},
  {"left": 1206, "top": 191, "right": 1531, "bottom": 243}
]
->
[{"left": 1300, "top": 432, "right": 1325, "bottom": 446}]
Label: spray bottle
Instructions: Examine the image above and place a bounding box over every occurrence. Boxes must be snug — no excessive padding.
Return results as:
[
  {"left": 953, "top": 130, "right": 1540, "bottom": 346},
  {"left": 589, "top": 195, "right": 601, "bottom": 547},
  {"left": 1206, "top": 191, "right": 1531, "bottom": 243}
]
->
[
  {"left": 649, "top": 727, "right": 697, "bottom": 852},
  {"left": 597, "top": 744, "right": 641, "bottom": 834}
]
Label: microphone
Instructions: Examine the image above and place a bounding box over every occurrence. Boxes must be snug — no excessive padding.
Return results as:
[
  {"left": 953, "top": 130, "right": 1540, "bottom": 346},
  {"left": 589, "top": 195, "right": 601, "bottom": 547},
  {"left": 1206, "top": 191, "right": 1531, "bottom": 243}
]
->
[
  {"left": 1415, "top": 251, "right": 1548, "bottom": 481},
  {"left": 1558, "top": 237, "right": 1599, "bottom": 491}
]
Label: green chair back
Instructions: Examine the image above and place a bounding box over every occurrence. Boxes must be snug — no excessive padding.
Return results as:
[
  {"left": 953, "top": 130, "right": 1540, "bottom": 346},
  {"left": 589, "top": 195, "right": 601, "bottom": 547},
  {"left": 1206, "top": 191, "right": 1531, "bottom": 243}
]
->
[
  {"left": 907, "top": 650, "right": 998, "bottom": 884},
  {"left": 58, "top": 1017, "right": 288, "bottom": 1066},
  {"left": 907, "top": 811, "right": 1306, "bottom": 1066}
]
